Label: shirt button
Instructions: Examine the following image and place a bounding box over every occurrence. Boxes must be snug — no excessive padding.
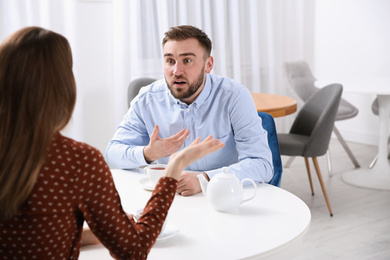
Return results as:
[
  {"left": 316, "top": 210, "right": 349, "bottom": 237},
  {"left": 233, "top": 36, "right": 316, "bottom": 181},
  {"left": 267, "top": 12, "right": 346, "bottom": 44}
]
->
[{"left": 187, "top": 108, "right": 190, "bottom": 112}]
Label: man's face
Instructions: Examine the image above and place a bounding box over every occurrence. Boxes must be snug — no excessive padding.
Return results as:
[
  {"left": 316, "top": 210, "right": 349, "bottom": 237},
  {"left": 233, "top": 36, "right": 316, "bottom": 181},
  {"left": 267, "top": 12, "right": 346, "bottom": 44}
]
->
[{"left": 163, "top": 38, "right": 213, "bottom": 104}]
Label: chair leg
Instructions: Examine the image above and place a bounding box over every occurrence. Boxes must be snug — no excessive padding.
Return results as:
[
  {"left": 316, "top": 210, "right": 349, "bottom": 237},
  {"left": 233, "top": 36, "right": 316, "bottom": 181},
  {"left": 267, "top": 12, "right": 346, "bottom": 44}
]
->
[
  {"left": 369, "top": 155, "right": 378, "bottom": 169},
  {"left": 312, "top": 157, "right": 333, "bottom": 217},
  {"left": 333, "top": 126, "right": 360, "bottom": 168},
  {"left": 284, "top": 156, "right": 295, "bottom": 168},
  {"left": 326, "top": 150, "right": 333, "bottom": 177},
  {"left": 304, "top": 158, "right": 314, "bottom": 196},
  {"left": 369, "top": 136, "right": 390, "bottom": 168}
]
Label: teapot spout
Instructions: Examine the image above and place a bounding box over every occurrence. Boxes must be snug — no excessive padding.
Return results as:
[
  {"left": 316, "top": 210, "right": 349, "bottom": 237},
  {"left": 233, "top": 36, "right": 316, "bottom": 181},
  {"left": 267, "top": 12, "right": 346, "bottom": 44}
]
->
[{"left": 197, "top": 174, "right": 208, "bottom": 196}]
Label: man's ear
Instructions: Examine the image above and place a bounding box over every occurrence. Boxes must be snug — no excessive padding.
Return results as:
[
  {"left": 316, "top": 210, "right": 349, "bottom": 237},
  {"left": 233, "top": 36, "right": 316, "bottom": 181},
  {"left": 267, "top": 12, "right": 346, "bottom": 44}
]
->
[{"left": 205, "top": 56, "right": 214, "bottom": 73}]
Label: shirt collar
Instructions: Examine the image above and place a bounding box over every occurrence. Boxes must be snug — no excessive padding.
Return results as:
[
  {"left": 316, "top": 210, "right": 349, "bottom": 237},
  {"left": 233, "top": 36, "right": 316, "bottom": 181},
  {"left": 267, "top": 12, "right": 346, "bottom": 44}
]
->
[{"left": 194, "top": 74, "right": 211, "bottom": 107}]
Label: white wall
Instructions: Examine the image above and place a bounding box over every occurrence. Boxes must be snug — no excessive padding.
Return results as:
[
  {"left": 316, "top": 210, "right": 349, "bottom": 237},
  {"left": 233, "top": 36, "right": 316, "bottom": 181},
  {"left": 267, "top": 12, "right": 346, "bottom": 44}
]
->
[
  {"left": 313, "top": 0, "right": 390, "bottom": 145},
  {"left": 0, "top": 1, "right": 115, "bottom": 153},
  {"left": 67, "top": 1, "right": 114, "bottom": 153}
]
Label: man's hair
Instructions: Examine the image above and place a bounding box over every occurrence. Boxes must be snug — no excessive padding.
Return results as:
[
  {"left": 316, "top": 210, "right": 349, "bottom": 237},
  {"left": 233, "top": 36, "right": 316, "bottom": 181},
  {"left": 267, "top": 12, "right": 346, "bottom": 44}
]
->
[{"left": 162, "top": 25, "right": 212, "bottom": 58}]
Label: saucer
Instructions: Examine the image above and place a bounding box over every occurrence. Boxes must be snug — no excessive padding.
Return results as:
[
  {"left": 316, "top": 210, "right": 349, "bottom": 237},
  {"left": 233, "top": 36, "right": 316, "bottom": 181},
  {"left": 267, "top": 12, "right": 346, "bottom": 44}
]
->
[
  {"left": 139, "top": 178, "right": 155, "bottom": 191},
  {"left": 157, "top": 224, "right": 179, "bottom": 241}
]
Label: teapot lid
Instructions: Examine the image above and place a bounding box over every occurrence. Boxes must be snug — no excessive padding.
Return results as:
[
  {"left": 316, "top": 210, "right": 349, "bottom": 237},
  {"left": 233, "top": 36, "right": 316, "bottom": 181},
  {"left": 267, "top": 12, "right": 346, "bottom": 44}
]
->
[
  {"left": 217, "top": 167, "right": 235, "bottom": 179},
  {"left": 222, "top": 167, "right": 229, "bottom": 173}
]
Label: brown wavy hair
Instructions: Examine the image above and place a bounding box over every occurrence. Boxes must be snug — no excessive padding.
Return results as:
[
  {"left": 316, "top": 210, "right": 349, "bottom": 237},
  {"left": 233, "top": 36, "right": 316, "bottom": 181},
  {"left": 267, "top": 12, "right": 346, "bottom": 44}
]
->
[{"left": 0, "top": 27, "right": 76, "bottom": 221}]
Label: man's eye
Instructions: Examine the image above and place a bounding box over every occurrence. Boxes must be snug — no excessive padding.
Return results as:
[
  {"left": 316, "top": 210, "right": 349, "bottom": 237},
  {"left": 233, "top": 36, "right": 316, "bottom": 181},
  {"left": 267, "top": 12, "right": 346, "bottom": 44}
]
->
[
  {"left": 184, "top": 59, "right": 191, "bottom": 63},
  {"left": 166, "top": 59, "right": 175, "bottom": 64}
]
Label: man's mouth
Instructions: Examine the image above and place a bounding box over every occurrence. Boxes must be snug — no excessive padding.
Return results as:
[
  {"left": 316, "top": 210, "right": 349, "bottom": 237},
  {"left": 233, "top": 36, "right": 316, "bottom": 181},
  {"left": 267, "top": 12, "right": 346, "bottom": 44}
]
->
[{"left": 173, "top": 80, "right": 186, "bottom": 86}]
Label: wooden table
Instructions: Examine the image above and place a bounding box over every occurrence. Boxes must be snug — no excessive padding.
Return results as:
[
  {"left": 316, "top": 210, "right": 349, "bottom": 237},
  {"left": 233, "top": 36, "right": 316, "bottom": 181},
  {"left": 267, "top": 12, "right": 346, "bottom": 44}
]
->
[
  {"left": 80, "top": 169, "right": 311, "bottom": 260},
  {"left": 251, "top": 93, "right": 297, "bottom": 118}
]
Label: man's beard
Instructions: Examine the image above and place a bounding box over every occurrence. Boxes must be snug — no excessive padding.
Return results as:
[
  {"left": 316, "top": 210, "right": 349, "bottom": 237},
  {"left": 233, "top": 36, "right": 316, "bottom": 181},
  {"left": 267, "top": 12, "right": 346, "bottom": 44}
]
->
[{"left": 166, "top": 67, "right": 205, "bottom": 101}]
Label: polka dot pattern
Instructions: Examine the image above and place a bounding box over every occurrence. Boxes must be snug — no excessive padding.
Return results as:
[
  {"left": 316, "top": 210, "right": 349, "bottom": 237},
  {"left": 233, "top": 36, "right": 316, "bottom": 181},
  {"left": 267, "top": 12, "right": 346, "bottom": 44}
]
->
[{"left": 0, "top": 133, "right": 177, "bottom": 259}]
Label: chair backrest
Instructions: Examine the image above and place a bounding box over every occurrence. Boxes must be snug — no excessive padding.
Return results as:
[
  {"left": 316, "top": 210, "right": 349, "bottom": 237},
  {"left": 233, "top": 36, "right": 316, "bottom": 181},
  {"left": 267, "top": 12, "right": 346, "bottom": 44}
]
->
[
  {"left": 285, "top": 61, "right": 358, "bottom": 121},
  {"left": 290, "top": 83, "right": 343, "bottom": 157},
  {"left": 284, "top": 60, "right": 318, "bottom": 103},
  {"left": 258, "top": 112, "right": 283, "bottom": 187},
  {"left": 127, "top": 77, "right": 156, "bottom": 107}
]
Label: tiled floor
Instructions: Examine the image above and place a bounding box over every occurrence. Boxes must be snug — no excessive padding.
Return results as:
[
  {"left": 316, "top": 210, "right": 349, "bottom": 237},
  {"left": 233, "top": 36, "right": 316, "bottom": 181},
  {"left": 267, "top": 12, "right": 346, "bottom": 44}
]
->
[{"left": 280, "top": 139, "right": 390, "bottom": 260}]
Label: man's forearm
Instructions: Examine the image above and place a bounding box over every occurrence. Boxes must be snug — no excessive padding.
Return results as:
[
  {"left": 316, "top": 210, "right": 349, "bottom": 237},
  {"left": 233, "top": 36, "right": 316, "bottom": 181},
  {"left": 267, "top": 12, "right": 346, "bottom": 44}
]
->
[{"left": 105, "top": 143, "right": 147, "bottom": 169}]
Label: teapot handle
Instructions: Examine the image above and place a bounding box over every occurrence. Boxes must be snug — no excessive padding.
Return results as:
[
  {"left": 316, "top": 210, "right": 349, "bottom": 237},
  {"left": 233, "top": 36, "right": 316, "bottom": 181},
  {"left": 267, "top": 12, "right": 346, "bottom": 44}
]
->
[{"left": 240, "top": 178, "right": 257, "bottom": 204}]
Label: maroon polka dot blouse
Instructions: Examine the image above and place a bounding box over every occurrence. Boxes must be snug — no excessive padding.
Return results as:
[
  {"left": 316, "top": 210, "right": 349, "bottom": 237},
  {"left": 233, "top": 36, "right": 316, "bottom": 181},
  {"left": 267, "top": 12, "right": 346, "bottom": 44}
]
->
[{"left": 0, "top": 133, "right": 177, "bottom": 259}]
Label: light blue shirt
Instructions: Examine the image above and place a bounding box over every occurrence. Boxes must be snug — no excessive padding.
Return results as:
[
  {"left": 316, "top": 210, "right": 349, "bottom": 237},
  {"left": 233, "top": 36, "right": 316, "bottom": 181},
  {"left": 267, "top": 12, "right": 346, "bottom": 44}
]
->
[{"left": 105, "top": 74, "right": 273, "bottom": 183}]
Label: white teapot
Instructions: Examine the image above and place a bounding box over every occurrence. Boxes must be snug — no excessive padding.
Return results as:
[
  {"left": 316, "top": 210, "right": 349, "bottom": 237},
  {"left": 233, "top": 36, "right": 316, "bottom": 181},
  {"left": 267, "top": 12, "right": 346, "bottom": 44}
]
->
[{"left": 197, "top": 167, "right": 257, "bottom": 212}]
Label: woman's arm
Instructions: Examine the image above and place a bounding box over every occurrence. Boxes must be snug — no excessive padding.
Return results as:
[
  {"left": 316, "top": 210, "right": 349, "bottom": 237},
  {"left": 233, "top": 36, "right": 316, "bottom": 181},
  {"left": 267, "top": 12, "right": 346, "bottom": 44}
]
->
[
  {"left": 82, "top": 136, "right": 224, "bottom": 258},
  {"left": 164, "top": 135, "right": 225, "bottom": 180}
]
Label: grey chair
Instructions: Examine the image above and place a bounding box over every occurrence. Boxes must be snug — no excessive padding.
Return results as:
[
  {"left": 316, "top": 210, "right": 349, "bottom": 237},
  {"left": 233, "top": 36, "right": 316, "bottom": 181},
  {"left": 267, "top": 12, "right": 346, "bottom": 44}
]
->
[
  {"left": 284, "top": 61, "right": 360, "bottom": 175},
  {"left": 278, "top": 83, "right": 343, "bottom": 216},
  {"left": 127, "top": 77, "right": 156, "bottom": 108},
  {"left": 369, "top": 98, "right": 390, "bottom": 168}
]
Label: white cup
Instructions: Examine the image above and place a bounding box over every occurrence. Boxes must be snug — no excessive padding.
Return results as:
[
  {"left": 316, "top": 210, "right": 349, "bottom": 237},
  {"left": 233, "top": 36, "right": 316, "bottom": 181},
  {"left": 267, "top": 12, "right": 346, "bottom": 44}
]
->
[
  {"left": 134, "top": 208, "right": 168, "bottom": 234},
  {"left": 143, "top": 164, "right": 166, "bottom": 187}
]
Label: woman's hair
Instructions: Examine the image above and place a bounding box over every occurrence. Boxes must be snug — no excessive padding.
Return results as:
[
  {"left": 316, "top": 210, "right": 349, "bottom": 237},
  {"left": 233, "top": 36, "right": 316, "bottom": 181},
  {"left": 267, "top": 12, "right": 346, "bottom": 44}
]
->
[
  {"left": 162, "top": 25, "right": 212, "bottom": 59},
  {"left": 0, "top": 27, "right": 76, "bottom": 221}
]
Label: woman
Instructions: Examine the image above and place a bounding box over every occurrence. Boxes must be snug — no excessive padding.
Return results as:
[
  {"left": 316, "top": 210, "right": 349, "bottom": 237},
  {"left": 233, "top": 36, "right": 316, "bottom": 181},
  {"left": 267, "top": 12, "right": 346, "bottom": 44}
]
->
[{"left": 0, "top": 27, "right": 224, "bottom": 259}]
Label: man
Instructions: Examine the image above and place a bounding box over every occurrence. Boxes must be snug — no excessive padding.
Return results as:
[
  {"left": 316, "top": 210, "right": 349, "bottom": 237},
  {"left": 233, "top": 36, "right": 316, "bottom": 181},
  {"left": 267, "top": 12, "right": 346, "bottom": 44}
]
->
[{"left": 105, "top": 25, "right": 273, "bottom": 196}]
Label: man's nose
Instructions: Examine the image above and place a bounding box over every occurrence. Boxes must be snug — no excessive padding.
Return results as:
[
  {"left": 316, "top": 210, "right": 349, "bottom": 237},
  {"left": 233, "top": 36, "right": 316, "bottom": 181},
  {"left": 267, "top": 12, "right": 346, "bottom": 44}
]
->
[{"left": 173, "top": 62, "right": 184, "bottom": 76}]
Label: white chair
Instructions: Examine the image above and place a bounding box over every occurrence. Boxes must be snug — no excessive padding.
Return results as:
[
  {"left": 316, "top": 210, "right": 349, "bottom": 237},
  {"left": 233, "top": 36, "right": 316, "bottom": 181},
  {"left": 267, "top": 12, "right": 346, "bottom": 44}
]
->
[{"left": 369, "top": 98, "right": 390, "bottom": 168}]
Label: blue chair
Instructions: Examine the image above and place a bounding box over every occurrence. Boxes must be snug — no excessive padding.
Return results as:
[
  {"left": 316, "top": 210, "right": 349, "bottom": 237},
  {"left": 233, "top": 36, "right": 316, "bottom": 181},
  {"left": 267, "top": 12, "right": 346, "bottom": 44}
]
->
[{"left": 258, "top": 112, "right": 283, "bottom": 187}]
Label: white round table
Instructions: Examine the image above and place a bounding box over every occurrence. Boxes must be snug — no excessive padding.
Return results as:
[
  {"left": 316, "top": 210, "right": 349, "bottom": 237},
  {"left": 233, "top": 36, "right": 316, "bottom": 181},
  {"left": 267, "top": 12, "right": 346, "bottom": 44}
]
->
[
  {"left": 316, "top": 77, "right": 390, "bottom": 190},
  {"left": 80, "top": 169, "right": 311, "bottom": 260}
]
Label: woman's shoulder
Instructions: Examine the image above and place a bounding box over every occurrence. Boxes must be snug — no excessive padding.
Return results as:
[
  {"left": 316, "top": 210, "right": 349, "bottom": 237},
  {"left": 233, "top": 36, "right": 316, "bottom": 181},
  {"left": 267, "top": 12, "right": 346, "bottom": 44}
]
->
[{"left": 53, "top": 133, "right": 104, "bottom": 162}]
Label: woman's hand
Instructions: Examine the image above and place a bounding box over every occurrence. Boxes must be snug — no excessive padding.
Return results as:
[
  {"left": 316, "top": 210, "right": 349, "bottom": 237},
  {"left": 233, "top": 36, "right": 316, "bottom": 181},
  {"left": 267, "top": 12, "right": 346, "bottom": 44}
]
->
[{"left": 164, "top": 136, "right": 224, "bottom": 181}]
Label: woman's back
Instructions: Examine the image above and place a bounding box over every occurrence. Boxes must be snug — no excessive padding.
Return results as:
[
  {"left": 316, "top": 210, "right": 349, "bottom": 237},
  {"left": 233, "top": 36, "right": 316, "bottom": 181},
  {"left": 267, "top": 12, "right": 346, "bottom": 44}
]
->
[{"left": 0, "top": 133, "right": 159, "bottom": 259}]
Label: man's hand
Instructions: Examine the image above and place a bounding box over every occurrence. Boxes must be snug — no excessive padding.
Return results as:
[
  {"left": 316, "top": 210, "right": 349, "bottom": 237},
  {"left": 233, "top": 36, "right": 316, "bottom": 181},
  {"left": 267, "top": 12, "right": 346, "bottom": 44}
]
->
[
  {"left": 176, "top": 172, "right": 208, "bottom": 196},
  {"left": 144, "top": 125, "right": 190, "bottom": 163},
  {"left": 164, "top": 136, "right": 224, "bottom": 183}
]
